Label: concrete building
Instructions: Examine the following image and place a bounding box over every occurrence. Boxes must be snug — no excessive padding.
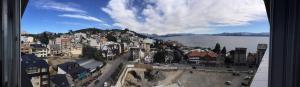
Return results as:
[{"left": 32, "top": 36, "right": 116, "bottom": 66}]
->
[
  {"left": 21, "top": 54, "right": 50, "bottom": 87},
  {"left": 30, "top": 44, "right": 48, "bottom": 57},
  {"left": 48, "top": 44, "right": 61, "bottom": 56},
  {"left": 256, "top": 44, "right": 268, "bottom": 65},
  {"left": 60, "top": 35, "right": 72, "bottom": 56},
  {"left": 21, "top": 36, "right": 34, "bottom": 43},
  {"left": 234, "top": 48, "right": 247, "bottom": 65},
  {"left": 130, "top": 47, "right": 145, "bottom": 62}
]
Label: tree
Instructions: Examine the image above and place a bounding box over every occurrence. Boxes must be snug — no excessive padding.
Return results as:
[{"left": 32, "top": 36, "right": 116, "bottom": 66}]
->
[
  {"left": 221, "top": 46, "right": 227, "bottom": 54},
  {"left": 213, "top": 43, "right": 221, "bottom": 53},
  {"left": 40, "top": 32, "right": 49, "bottom": 45},
  {"left": 68, "top": 30, "right": 73, "bottom": 34},
  {"left": 81, "top": 45, "right": 105, "bottom": 62},
  {"left": 106, "top": 33, "right": 117, "bottom": 42},
  {"left": 153, "top": 50, "right": 166, "bottom": 63}
]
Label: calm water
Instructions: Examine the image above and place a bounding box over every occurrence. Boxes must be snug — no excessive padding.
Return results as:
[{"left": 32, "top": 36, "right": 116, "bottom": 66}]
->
[{"left": 159, "top": 35, "right": 269, "bottom": 53}]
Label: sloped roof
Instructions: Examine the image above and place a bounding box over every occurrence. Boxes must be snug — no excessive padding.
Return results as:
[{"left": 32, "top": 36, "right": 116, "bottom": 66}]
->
[
  {"left": 50, "top": 74, "right": 70, "bottom": 87},
  {"left": 187, "top": 50, "right": 218, "bottom": 58},
  {"left": 57, "top": 62, "right": 89, "bottom": 79},
  {"left": 21, "top": 54, "right": 49, "bottom": 68}
]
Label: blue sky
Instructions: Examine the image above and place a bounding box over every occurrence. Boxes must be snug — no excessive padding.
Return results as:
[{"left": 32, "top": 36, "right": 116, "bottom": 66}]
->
[{"left": 22, "top": 0, "right": 269, "bottom": 35}]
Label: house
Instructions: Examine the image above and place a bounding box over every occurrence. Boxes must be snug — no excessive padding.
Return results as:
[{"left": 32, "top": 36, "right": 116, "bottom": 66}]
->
[
  {"left": 30, "top": 44, "right": 48, "bottom": 57},
  {"left": 57, "top": 62, "right": 90, "bottom": 86},
  {"left": 187, "top": 50, "right": 218, "bottom": 65},
  {"left": 102, "top": 42, "right": 121, "bottom": 60},
  {"left": 76, "top": 59, "right": 103, "bottom": 76},
  {"left": 234, "top": 48, "right": 247, "bottom": 65},
  {"left": 50, "top": 74, "right": 72, "bottom": 87},
  {"left": 21, "top": 54, "right": 50, "bottom": 87},
  {"left": 129, "top": 47, "right": 145, "bottom": 62},
  {"left": 144, "top": 50, "right": 156, "bottom": 63}
]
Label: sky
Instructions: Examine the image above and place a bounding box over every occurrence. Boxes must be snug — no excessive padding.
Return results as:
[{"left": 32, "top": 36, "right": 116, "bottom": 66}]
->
[{"left": 22, "top": 0, "right": 270, "bottom": 35}]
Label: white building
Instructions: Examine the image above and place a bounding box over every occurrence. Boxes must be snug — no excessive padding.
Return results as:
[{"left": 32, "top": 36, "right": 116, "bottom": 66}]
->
[
  {"left": 21, "top": 36, "right": 34, "bottom": 43},
  {"left": 30, "top": 44, "right": 48, "bottom": 57}
]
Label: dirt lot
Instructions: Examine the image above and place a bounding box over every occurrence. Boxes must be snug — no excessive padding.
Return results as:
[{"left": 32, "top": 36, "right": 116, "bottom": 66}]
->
[{"left": 168, "top": 70, "right": 248, "bottom": 87}]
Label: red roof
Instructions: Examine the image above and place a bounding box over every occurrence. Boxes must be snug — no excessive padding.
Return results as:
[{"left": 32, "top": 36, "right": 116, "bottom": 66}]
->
[
  {"left": 187, "top": 50, "right": 218, "bottom": 58},
  {"left": 187, "top": 51, "right": 206, "bottom": 57}
]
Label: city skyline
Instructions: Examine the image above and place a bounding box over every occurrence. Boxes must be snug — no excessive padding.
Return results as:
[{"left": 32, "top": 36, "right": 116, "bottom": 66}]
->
[{"left": 22, "top": 0, "right": 269, "bottom": 35}]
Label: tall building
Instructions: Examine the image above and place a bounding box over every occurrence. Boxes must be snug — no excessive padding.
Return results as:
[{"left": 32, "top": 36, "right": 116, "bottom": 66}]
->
[
  {"left": 234, "top": 48, "right": 247, "bottom": 65},
  {"left": 256, "top": 44, "right": 268, "bottom": 65}
]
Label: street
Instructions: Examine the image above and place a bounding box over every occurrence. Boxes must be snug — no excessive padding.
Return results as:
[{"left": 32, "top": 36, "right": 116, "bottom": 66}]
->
[{"left": 88, "top": 52, "right": 130, "bottom": 87}]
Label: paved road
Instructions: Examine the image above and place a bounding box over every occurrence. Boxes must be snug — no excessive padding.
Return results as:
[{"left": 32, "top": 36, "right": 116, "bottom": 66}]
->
[{"left": 88, "top": 52, "right": 130, "bottom": 87}]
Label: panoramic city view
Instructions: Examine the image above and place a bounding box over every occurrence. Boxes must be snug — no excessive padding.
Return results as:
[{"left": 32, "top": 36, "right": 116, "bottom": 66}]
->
[{"left": 21, "top": 0, "right": 269, "bottom": 87}]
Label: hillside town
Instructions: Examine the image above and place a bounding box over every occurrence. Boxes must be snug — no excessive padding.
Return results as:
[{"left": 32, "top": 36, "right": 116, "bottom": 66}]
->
[{"left": 21, "top": 28, "right": 268, "bottom": 87}]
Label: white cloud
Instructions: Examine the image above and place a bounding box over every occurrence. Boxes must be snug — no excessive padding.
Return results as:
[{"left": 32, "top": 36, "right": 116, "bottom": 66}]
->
[
  {"left": 58, "top": 14, "right": 103, "bottom": 23},
  {"left": 34, "top": 0, "right": 86, "bottom": 13},
  {"left": 102, "top": 0, "right": 268, "bottom": 35},
  {"left": 57, "top": 21, "right": 81, "bottom": 26}
]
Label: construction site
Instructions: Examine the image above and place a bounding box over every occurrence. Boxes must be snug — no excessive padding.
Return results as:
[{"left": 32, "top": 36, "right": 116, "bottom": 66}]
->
[{"left": 114, "top": 64, "right": 254, "bottom": 87}]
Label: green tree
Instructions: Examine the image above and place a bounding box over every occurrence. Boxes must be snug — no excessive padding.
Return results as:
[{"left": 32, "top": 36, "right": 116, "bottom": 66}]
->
[
  {"left": 40, "top": 32, "right": 49, "bottom": 45},
  {"left": 153, "top": 50, "right": 166, "bottom": 63},
  {"left": 213, "top": 43, "right": 221, "bottom": 53},
  {"left": 106, "top": 33, "right": 117, "bottom": 42},
  {"left": 81, "top": 45, "right": 105, "bottom": 62},
  {"left": 221, "top": 46, "right": 227, "bottom": 54}
]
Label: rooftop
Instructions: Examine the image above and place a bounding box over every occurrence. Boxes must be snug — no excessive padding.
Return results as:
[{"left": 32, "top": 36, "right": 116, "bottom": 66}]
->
[
  {"left": 57, "top": 62, "right": 89, "bottom": 79},
  {"left": 21, "top": 54, "right": 49, "bottom": 68},
  {"left": 50, "top": 74, "right": 70, "bottom": 87}
]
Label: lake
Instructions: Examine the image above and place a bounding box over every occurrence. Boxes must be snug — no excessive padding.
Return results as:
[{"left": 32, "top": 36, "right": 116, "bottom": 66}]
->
[{"left": 159, "top": 35, "right": 269, "bottom": 53}]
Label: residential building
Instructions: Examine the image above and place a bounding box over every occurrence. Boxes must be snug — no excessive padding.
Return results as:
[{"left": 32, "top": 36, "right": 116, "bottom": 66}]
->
[
  {"left": 234, "top": 48, "right": 247, "bottom": 65},
  {"left": 21, "top": 54, "right": 50, "bottom": 87},
  {"left": 48, "top": 44, "right": 61, "bottom": 56},
  {"left": 50, "top": 74, "right": 72, "bottom": 87},
  {"left": 187, "top": 50, "right": 218, "bottom": 65},
  {"left": 130, "top": 47, "right": 145, "bottom": 62},
  {"left": 102, "top": 42, "right": 121, "bottom": 60},
  {"left": 30, "top": 44, "right": 48, "bottom": 57},
  {"left": 60, "top": 35, "right": 71, "bottom": 56},
  {"left": 57, "top": 62, "right": 90, "bottom": 86},
  {"left": 256, "top": 44, "right": 268, "bottom": 65},
  {"left": 76, "top": 59, "right": 103, "bottom": 76}
]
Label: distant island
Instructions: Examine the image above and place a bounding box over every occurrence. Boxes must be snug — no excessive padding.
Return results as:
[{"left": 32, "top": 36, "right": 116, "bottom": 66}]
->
[{"left": 212, "top": 32, "right": 270, "bottom": 37}]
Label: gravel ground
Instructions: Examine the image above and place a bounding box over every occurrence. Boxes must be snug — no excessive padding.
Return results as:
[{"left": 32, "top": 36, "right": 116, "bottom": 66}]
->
[{"left": 175, "top": 70, "right": 248, "bottom": 87}]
